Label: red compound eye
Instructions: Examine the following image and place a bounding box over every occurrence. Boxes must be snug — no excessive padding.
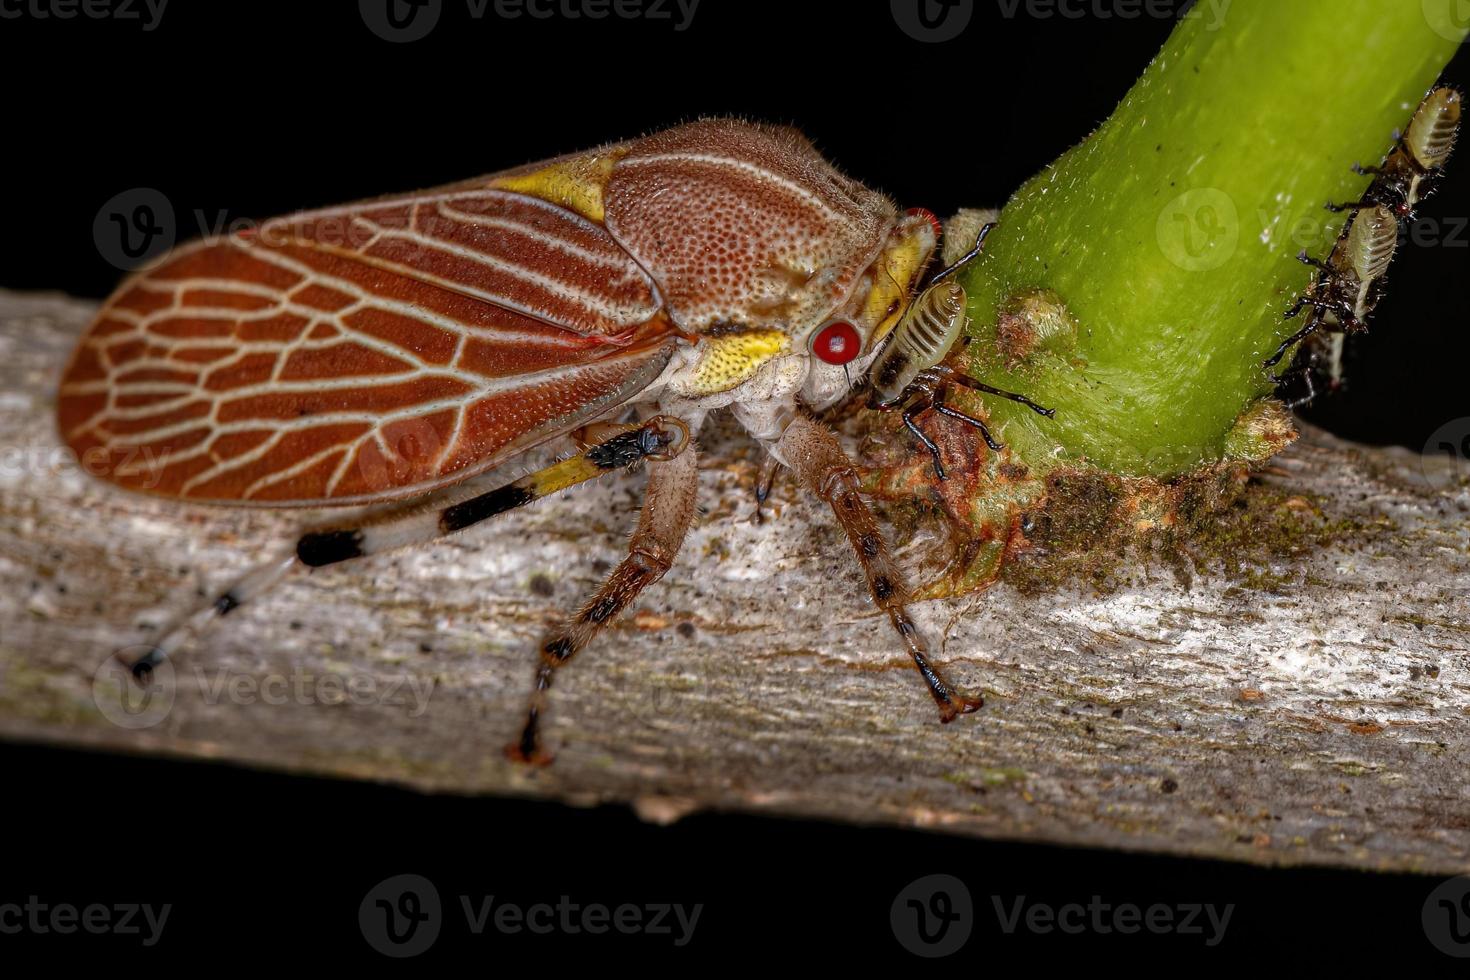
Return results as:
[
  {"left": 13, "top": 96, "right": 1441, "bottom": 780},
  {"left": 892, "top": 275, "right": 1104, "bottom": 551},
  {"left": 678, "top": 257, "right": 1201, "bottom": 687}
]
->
[
  {"left": 810, "top": 320, "right": 861, "bottom": 365},
  {"left": 905, "top": 207, "right": 943, "bottom": 241}
]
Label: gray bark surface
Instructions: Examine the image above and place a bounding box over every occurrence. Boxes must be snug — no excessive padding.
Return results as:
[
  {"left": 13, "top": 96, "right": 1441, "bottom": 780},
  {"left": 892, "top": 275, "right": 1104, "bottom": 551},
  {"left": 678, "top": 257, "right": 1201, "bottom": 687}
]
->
[{"left": 2, "top": 290, "right": 1467, "bottom": 873}]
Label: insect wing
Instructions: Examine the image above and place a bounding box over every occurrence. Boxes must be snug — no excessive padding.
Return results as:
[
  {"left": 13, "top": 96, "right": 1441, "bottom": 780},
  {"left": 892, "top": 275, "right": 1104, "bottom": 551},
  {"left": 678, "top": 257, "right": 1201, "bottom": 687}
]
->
[{"left": 59, "top": 181, "right": 677, "bottom": 506}]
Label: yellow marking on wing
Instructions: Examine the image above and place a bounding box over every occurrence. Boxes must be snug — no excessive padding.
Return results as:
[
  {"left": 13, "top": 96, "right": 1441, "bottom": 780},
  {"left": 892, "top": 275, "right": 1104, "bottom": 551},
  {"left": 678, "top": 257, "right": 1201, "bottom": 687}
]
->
[
  {"left": 490, "top": 149, "right": 626, "bottom": 223},
  {"left": 687, "top": 330, "right": 791, "bottom": 395}
]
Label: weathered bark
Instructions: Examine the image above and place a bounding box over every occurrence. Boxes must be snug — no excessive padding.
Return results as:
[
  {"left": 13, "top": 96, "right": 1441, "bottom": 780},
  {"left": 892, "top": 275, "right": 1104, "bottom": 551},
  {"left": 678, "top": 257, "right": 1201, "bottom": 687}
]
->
[{"left": 1, "top": 290, "right": 1467, "bottom": 873}]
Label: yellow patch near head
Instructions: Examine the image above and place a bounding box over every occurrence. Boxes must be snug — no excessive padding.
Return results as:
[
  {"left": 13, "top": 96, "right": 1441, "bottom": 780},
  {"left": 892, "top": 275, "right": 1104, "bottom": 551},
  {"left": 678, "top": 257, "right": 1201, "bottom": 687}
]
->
[
  {"left": 686, "top": 329, "right": 790, "bottom": 395},
  {"left": 863, "top": 229, "right": 932, "bottom": 348},
  {"left": 490, "top": 149, "right": 625, "bottom": 223}
]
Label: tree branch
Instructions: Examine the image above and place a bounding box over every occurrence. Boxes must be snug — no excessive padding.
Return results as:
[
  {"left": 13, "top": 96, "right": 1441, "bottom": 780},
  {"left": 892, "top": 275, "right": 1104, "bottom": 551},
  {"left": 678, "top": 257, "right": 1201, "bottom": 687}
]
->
[{"left": 2, "top": 291, "right": 1468, "bottom": 872}]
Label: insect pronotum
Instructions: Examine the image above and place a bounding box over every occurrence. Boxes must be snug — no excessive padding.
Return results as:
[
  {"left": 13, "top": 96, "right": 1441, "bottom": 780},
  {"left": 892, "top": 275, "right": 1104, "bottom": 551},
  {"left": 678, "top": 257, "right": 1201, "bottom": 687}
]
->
[
  {"left": 1268, "top": 85, "right": 1461, "bottom": 399},
  {"left": 61, "top": 119, "right": 1048, "bottom": 762}
]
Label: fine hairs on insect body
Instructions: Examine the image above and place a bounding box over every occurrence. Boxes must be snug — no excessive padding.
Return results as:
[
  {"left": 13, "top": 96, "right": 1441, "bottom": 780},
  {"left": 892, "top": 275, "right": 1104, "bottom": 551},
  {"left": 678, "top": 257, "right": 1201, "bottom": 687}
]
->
[
  {"left": 58, "top": 119, "right": 1055, "bottom": 763},
  {"left": 1268, "top": 84, "right": 1461, "bottom": 404}
]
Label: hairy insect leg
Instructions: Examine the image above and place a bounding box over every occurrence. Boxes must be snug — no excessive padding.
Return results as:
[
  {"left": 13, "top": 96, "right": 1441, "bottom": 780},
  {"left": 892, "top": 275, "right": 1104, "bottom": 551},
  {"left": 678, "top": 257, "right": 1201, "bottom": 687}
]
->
[
  {"left": 890, "top": 368, "right": 1053, "bottom": 480},
  {"left": 939, "top": 367, "right": 1056, "bottom": 419},
  {"left": 1297, "top": 250, "right": 1333, "bottom": 273},
  {"left": 127, "top": 551, "right": 298, "bottom": 678},
  {"left": 1276, "top": 353, "right": 1321, "bottom": 409},
  {"left": 124, "top": 417, "right": 690, "bottom": 678},
  {"left": 901, "top": 397, "right": 955, "bottom": 480},
  {"left": 508, "top": 443, "right": 700, "bottom": 765},
  {"left": 776, "top": 414, "right": 982, "bottom": 722},
  {"left": 1265, "top": 315, "right": 1321, "bottom": 371},
  {"left": 927, "top": 221, "right": 995, "bottom": 284},
  {"left": 1283, "top": 369, "right": 1319, "bottom": 410}
]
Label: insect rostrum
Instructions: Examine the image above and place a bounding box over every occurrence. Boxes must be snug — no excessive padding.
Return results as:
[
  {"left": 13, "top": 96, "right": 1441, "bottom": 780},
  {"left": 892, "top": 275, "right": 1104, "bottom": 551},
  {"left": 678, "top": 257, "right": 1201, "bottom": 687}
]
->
[{"left": 60, "top": 119, "right": 1044, "bottom": 762}]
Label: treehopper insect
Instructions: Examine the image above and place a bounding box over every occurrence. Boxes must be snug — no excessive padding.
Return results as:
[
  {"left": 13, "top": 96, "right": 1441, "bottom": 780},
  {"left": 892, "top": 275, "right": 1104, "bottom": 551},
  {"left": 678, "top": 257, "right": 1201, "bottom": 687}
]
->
[
  {"left": 1269, "top": 85, "right": 1461, "bottom": 404},
  {"left": 61, "top": 119, "right": 1058, "bottom": 762}
]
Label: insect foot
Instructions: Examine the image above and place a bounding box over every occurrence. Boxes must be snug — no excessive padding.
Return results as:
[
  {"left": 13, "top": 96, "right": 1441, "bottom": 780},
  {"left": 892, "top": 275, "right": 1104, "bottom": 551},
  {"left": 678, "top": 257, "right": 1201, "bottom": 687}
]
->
[
  {"left": 778, "top": 414, "right": 984, "bottom": 723},
  {"left": 506, "top": 427, "right": 698, "bottom": 766}
]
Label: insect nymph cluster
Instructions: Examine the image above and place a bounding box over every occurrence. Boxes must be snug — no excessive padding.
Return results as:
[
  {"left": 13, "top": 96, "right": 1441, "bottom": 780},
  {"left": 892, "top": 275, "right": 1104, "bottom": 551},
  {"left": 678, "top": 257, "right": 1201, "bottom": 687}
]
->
[
  {"left": 1268, "top": 85, "right": 1461, "bottom": 403},
  {"left": 59, "top": 120, "right": 1047, "bottom": 762}
]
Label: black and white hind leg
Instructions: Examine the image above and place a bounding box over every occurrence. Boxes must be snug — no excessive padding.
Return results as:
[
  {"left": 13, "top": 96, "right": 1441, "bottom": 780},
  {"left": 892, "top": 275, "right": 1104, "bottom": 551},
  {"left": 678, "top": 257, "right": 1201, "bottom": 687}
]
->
[{"left": 123, "top": 417, "right": 691, "bottom": 678}]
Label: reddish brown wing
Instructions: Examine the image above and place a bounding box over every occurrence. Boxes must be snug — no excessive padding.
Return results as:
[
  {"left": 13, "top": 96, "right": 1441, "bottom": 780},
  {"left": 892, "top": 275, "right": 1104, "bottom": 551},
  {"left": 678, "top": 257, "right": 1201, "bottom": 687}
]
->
[{"left": 58, "top": 187, "right": 676, "bottom": 506}]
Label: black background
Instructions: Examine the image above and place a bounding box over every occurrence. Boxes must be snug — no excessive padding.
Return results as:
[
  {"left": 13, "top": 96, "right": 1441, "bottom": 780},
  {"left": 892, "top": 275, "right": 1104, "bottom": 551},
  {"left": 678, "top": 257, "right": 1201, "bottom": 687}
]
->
[{"left": 2, "top": 0, "right": 1467, "bottom": 967}]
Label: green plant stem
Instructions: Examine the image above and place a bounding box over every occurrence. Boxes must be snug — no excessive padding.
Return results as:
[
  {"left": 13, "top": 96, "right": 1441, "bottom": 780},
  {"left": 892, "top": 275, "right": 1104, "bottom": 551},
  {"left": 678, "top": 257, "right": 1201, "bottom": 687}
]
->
[{"left": 960, "top": 0, "right": 1466, "bottom": 477}]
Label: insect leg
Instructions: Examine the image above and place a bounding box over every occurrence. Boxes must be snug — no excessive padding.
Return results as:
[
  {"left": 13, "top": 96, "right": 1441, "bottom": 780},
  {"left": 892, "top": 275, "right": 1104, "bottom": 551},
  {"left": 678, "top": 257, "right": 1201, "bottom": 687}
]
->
[
  {"left": 900, "top": 396, "right": 950, "bottom": 479},
  {"left": 775, "top": 414, "right": 982, "bottom": 722},
  {"left": 1297, "top": 250, "right": 1332, "bottom": 272},
  {"left": 932, "top": 389, "right": 1004, "bottom": 453},
  {"left": 937, "top": 368, "right": 1056, "bottom": 419},
  {"left": 508, "top": 442, "right": 700, "bottom": 764},
  {"left": 1264, "top": 317, "right": 1321, "bottom": 370},
  {"left": 124, "top": 417, "right": 690, "bottom": 677},
  {"left": 927, "top": 221, "right": 995, "bottom": 285},
  {"left": 1280, "top": 354, "right": 1320, "bottom": 409}
]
